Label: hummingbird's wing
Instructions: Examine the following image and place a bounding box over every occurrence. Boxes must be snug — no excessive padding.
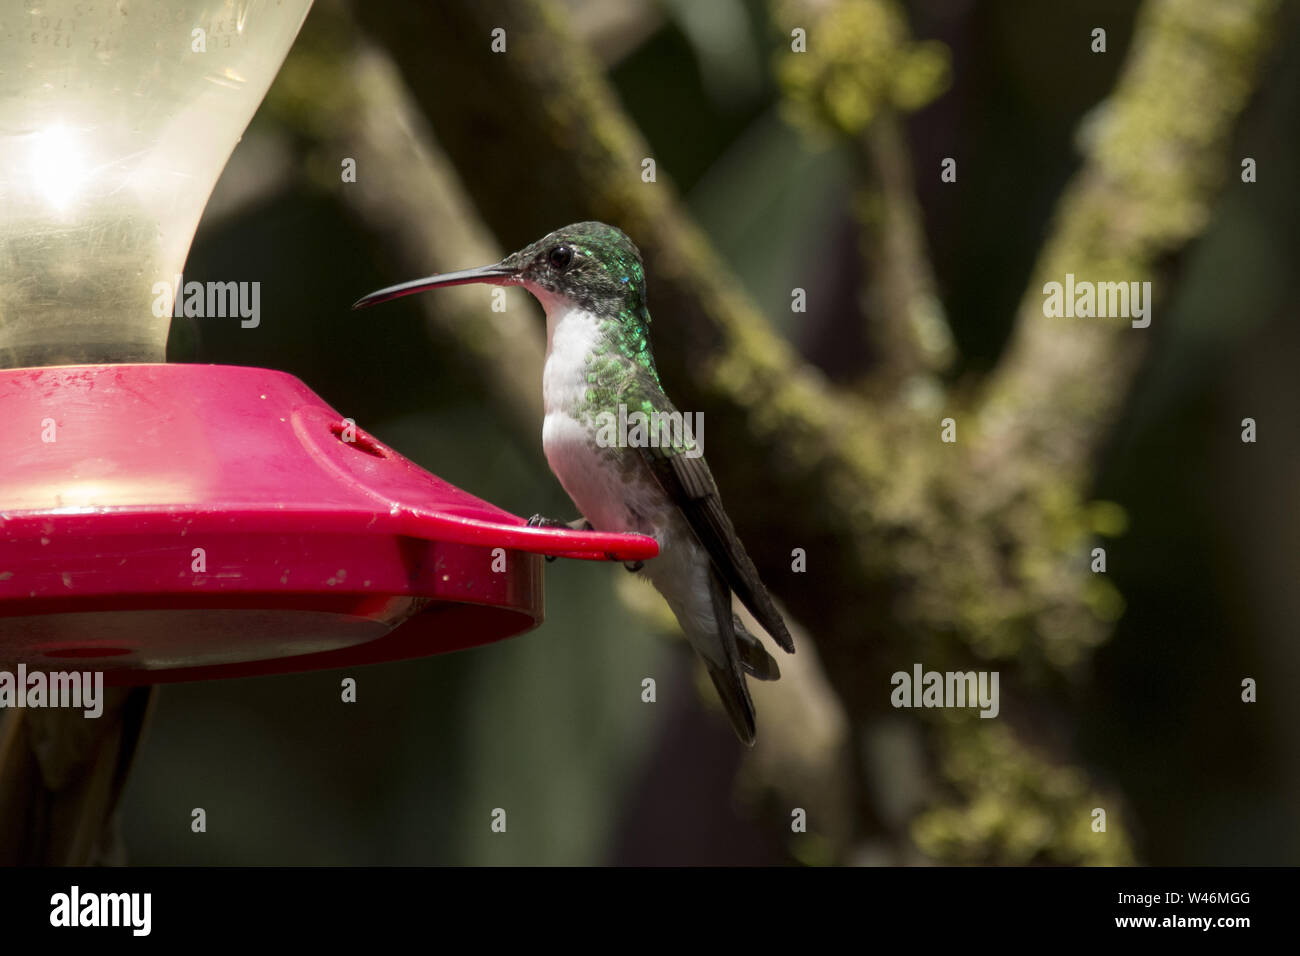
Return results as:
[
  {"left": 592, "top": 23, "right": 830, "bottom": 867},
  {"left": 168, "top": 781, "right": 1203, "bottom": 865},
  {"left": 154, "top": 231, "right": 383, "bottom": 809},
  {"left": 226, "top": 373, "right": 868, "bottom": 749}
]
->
[{"left": 638, "top": 435, "right": 795, "bottom": 654}]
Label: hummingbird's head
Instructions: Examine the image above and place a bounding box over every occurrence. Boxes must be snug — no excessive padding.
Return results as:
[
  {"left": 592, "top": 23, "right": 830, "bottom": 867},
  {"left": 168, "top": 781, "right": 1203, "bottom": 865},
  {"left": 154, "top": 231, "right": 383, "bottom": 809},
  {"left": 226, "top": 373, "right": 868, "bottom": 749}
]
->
[
  {"left": 502, "top": 221, "right": 647, "bottom": 320},
  {"left": 352, "top": 221, "right": 649, "bottom": 327}
]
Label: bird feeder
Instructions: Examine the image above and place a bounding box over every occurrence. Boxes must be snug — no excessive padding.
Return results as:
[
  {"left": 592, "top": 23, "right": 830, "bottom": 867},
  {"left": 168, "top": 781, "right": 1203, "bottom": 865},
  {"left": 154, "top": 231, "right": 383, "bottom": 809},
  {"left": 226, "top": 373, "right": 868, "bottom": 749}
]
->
[{"left": 0, "top": 1, "right": 656, "bottom": 685}]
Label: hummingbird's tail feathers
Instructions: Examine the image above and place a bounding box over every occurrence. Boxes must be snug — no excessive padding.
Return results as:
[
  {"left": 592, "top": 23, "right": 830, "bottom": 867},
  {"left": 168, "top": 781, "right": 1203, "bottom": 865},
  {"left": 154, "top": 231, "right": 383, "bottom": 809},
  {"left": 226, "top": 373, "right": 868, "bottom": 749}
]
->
[
  {"left": 702, "top": 567, "right": 758, "bottom": 746},
  {"left": 704, "top": 659, "right": 757, "bottom": 747},
  {"left": 734, "top": 615, "right": 780, "bottom": 681}
]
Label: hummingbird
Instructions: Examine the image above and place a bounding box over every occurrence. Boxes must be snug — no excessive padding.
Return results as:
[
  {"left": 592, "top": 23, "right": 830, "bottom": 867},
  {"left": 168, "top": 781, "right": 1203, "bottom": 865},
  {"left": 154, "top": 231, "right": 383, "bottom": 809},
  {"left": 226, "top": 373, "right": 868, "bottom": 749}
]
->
[{"left": 353, "top": 222, "right": 794, "bottom": 744}]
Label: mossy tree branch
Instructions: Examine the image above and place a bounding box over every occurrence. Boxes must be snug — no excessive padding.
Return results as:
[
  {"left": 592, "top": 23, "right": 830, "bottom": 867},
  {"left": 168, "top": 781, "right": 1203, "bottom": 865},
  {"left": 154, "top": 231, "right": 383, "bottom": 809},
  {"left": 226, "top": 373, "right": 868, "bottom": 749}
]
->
[{"left": 773, "top": 0, "right": 956, "bottom": 388}]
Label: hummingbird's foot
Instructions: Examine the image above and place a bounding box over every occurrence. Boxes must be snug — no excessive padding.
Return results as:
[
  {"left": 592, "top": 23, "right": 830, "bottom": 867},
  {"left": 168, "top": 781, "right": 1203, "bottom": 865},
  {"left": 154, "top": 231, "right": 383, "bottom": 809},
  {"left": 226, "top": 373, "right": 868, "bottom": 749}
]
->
[
  {"left": 623, "top": 560, "right": 644, "bottom": 573},
  {"left": 526, "top": 514, "right": 593, "bottom": 531},
  {"left": 526, "top": 514, "right": 567, "bottom": 529}
]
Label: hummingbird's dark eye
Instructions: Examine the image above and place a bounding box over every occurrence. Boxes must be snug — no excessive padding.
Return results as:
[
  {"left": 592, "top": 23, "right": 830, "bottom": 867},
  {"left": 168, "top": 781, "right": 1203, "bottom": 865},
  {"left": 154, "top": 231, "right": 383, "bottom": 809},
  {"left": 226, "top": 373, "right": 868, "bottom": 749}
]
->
[{"left": 547, "top": 245, "right": 574, "bottom": 270}]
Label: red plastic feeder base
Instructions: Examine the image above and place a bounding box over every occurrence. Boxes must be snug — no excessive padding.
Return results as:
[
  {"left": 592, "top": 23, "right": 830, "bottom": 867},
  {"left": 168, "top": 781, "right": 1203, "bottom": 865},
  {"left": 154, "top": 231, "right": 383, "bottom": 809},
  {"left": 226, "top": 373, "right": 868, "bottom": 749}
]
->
[{"left": 0, "top": 364, "right": 658, "bottom": 685}]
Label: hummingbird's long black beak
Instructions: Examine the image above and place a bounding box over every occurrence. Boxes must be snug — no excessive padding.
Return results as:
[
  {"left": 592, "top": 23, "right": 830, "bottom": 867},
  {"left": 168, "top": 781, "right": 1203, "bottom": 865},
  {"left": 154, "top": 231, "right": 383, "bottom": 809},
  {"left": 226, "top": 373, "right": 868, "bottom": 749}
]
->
[{"left": 351, "top": 264, "right": 519, "bottom": 310}]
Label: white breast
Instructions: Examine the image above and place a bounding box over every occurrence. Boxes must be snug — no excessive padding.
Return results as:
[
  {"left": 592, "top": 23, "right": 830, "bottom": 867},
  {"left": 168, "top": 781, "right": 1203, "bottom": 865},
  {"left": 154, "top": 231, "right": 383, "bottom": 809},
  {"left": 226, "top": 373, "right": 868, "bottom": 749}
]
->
[
  {"left": 535, "top": 299, "right": 654, "bottom": 534},
  {"left": 540, "top": 302, "right": 603, "bottom": 416}
]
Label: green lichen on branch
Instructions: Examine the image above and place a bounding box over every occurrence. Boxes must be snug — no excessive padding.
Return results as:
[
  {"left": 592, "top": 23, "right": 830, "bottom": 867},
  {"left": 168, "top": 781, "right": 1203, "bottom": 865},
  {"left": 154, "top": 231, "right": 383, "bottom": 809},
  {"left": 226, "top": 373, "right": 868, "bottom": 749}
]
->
[
  {"left": 913, "top": 721, "right": 1135, "bottom": 865},
  {"left": 931, "top": 0, "right": 1282, "bottom": 675},
  {"left": 773, "top": 0, "right": 951, "bottom": 136},
  {"left": 980, "top": 0, "right": 1282, "bottom": 473},
  {"left": 775, "top": 0, "right": 955, "bottom": 386}
]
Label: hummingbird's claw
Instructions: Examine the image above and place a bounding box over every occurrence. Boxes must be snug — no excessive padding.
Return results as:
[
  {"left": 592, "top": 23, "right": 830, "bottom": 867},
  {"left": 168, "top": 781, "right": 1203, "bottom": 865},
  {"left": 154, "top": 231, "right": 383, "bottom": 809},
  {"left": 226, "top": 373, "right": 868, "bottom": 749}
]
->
[
  {"left": 623, "top": 560, "right": 644, "bottom": 573},
  {"left": 526, "top": 513, "right": 567, "bottom": 528}
]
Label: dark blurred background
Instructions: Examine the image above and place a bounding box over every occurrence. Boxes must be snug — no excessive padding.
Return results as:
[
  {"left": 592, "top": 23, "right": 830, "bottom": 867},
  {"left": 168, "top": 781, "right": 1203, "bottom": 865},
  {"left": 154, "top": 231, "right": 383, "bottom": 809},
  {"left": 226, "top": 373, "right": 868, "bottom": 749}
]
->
[{"left": 117, "top": 0, "right": 1298, "bottom": 865}]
